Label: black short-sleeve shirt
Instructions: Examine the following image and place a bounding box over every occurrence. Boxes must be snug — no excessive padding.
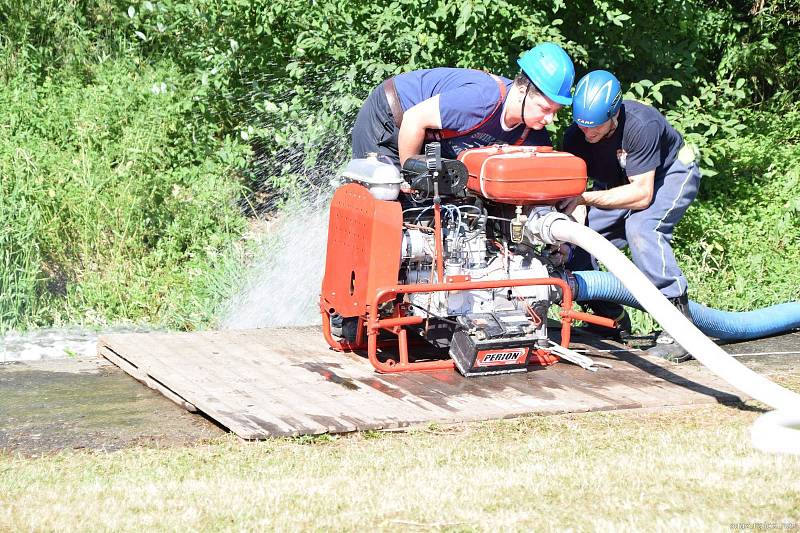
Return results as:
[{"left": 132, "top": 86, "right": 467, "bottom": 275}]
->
[{"left": 563, "top": 100, "right": 683, "bottom": 188}]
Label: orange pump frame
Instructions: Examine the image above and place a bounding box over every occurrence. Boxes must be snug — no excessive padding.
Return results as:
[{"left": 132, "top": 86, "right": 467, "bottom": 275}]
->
[{"left": 319, "top": 183, "right": 613, "bottom": 373}]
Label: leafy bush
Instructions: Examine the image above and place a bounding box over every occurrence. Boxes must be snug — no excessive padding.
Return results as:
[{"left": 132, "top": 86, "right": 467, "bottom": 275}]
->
[
  {"left": 114, "top": 0, "right": 582, "bottom": 212},
  {"left": 0, "top": 59, "right": 249, "bottom": 330},
  {"left": 677, "top": 108, "right": 800, "bottom": 308},
  {"left": 0, "top": 0, "right": 798, "bottom": 331}
]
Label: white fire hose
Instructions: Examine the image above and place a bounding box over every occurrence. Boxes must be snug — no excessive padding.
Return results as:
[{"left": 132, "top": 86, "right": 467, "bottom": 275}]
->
[{"left": 530, "top": 211, "right": 800, "bottom": 455}]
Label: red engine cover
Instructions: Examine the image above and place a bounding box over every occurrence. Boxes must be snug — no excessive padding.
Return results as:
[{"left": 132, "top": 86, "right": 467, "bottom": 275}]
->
[
  {"left": 457, "top": 145, "right": 587, "bottom": 205},
  {"left": 320, "top": 183, "right": 403, "bottom": 318}
]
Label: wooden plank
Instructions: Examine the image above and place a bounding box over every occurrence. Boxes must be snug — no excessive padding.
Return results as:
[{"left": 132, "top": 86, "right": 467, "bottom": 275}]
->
[
  {"left": 395, "top": 371, "right": 530, "bottom": 424},
  {"left": 595, "top": 348, "right": 744, "bottom": 405},
  {"left": 387, "top": 371, "right": 480, "bottom": 413},
  {"left": 149, "top": 332, "right": 334, "bottom": 437},
  {"left": 98, "top": 341, "right": 198, "bottom": 413},
  {"left": 99, "top": 327, "right": 744, "bottom": 439},
  {"left": 217, "top": 330, "right": 424, "bottom": 429},
  {"left": 571, "top": 337, "right": 744, "bottom": 403},
  {"left": 103, "top": 333, "right": 280, "bottom": 438},
  {"left": 131, "top": 335, "right": 276, "bottom": 438},
  {"left": 106, "top": 330, "right": 431, "bottom": 436},
  {"left": 235, "top": 328, "right": 462, "bottom": 423},
  {"left": 514, "top": 366, "right": 640, "bottom": 412},
  {"left": 557, "top": 340, "right": 742, "bottom": 407},
  {"left": 198, "top": 331, "right": 364, "bottom": 434}
]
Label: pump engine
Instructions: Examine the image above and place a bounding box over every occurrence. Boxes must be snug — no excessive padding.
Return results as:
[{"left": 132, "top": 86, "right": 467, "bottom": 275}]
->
[{"left": 321, "top": 143, "right": 611, "bottom": 376}]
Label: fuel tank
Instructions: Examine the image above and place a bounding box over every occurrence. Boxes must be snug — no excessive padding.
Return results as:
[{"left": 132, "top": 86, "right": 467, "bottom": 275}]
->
[{"left": 457, "top": 145, "right": 587, "bottom": 205}]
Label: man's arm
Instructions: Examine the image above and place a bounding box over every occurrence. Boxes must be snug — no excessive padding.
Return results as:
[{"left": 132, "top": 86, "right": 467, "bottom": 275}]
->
[
  {"left": 398, "top": 95, "right": 442, "bottom": 166},
  {"left": 580, "top": 169, "right": 655, "bottom": 210}
]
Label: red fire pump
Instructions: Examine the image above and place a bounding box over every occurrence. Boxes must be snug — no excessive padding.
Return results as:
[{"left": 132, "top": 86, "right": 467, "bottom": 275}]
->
[{"left": 319, "top": 144, "right": 615, "bottom": 376}]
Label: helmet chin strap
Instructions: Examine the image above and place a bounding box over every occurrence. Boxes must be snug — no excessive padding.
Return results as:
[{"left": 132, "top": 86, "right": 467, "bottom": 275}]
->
[
  {"left": 603, "top": 115, "right": 619, "bottom": 140},
  {"left": 520, "top": 84, "right": 531, "bottom": 127}
]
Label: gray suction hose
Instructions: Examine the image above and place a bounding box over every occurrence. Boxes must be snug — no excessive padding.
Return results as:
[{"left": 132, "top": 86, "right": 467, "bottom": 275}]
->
[{"left": 531, "top": 212, "right": 800, "bottom": 454}]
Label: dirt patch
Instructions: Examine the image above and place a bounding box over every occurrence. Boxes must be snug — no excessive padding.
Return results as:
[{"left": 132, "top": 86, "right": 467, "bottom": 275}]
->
[{"left": 0, "top": 358, "right": 224, "bottom": 455}]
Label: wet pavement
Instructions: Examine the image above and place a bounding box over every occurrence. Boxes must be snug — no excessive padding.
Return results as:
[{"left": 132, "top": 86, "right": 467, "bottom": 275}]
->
[
  {"left": 1, "top": 331, "right": 798, "bottom": 455},
  {"left": 0, "top": 357, "right": 224, "bottom": 455},
  {"left": 716, "top": 331, "right": 800, "bottom": 376}
]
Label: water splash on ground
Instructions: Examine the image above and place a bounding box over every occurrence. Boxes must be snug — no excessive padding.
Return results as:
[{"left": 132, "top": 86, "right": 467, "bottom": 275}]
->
[{"left": 0, "top": 326, "right": 153, "bottom": 363}]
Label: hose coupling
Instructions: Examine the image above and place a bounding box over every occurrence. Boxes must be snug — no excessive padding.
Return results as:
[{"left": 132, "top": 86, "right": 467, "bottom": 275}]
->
[{"left": 525, "top": 208, "right": 570, "bottom": 245}]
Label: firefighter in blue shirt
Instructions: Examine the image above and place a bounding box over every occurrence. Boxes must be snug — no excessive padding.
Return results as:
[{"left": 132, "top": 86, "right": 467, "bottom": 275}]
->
[
  {"left": 351, "top": 42, "right": 576, "bottom": 168},
  {"left": 561, "top": 70, "right": 701, "bottom": 361},
  {"left": 337, "top": 43, "right": 575, "bottom": 341}
]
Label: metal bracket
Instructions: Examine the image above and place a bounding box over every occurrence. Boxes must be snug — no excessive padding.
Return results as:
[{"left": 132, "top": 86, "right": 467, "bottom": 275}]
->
[{"left": 546, "top": 340, "right": 612, "bottom": 372}]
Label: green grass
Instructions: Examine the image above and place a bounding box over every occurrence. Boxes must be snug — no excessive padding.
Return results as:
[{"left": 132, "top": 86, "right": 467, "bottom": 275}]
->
[
  {"left": 3, "top": 395, "right": 800, "bottom": 531},
  {"left": 624, "top": 108, "right": 800, "bottom": 335},
  {"left": 677, "top": 109, "right": 800, "bottom": 311}
]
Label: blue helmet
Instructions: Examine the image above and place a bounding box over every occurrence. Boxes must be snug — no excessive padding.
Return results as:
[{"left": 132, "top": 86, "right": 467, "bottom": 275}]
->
[
  {"left": 572, "top": 70, "right": 623, "bottom": 127},
  {"left": 517, "top": 43, "right": 575, "bottom": 106}
]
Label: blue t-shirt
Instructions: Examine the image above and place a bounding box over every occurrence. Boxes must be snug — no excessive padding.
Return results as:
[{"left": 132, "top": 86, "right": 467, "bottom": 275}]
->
[
  {"left": 393, "top": 68, "right": 551, "bottom": 158},
  {"left": 562, "top": 100, "right": 683, "bottom": 188}
]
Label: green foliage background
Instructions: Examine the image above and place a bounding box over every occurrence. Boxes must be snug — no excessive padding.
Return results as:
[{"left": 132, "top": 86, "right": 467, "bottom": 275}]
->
[{"left": 1, "top": 0, "right": 798, "bottom": 332}]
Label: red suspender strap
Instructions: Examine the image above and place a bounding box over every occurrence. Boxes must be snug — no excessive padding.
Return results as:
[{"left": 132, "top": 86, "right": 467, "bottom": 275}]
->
[
  {"left": 514, "top": 126, "right": 531, "bottom": 145},
  {"left": 433, "top": 73, "right": 507, "bottom": 140},
  {"left": 427, "top": 72, "right": 531, "bottom": 145}
]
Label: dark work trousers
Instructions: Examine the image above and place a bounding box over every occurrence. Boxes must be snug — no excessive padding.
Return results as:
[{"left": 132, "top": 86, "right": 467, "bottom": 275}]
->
[
  {"left": 351, "top": 82, "right": 402, "bottom": 168},
  {"left": 568, "top": 156, "right": 702, "bottom": 319}
]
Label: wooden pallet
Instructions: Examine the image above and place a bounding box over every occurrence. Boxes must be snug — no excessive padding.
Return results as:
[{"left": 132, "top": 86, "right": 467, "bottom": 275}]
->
[{"left": 98, "top": 327, "right": 743, "bottom": 439}]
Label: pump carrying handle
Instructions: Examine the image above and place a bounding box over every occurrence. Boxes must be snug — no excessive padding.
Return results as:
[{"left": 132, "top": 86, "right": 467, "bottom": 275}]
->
[{"left": 425, "top": 142, "right": 442, "bottom": 173}]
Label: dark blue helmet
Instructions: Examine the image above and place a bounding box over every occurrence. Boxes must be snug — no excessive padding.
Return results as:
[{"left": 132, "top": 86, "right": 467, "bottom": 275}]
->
[{"left": 572, "top": 70, "right": 622, "bottom": 127}]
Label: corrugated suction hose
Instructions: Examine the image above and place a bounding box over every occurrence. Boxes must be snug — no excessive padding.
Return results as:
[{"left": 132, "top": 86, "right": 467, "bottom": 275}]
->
[{"left": 572, "top": 270, "right": 800, "bottom": 342}]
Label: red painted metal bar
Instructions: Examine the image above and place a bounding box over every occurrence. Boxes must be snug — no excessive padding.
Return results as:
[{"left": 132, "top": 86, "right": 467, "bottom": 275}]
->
[
  {"left": 366, "top": 277, "right": 573, "bottom": 373},
  {"left": 377, "top": 316, "right": 425, "bottom": 328},
  {"left": 320, "top": 305, "right": 354, "bottom": 351},
  {"left": 398, "top": 327, "right": 410, "bottom": 366},
  {"left": 372, "top": 277, "right": 571, "bottom": 301},
  {"left": 563, "top": 309, "right": 616, "bottom": 328},
  {"left": 432, "top": 202, "right": 444, "bottom": 283},
  {"left": 354, "top": 316, "right": 366, "bottom": 345},
  {"left": 366, "top": 324, "right": 455, "bottom": 372},
  {"left": 319, "top": 305, "right": 397, "bottom": 352}
]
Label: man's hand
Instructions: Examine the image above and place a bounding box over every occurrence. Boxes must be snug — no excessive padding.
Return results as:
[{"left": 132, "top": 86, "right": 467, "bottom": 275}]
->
[
  {"left": 557, "top": 195, "right": 582, "bottom": 215},
  {"left": 580, "top": 170, "right": 656, "bottom": 211},
  {"left": 548, "top": 243, "right": 574, "bottom": 267}
]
